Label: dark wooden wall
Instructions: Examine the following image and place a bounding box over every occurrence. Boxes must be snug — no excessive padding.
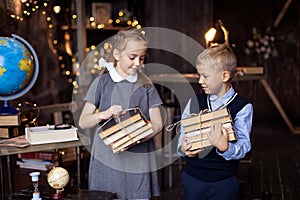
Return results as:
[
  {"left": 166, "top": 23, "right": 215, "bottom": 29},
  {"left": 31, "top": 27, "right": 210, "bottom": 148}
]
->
[{"left": 1, "top": 0, "right": 299, "bottom": 124}]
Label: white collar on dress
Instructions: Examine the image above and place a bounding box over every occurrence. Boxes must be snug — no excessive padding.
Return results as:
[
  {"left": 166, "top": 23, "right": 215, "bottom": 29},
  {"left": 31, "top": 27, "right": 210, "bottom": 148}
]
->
[{"left": 99, "top": 58, "right": 137, "bottom": 83}]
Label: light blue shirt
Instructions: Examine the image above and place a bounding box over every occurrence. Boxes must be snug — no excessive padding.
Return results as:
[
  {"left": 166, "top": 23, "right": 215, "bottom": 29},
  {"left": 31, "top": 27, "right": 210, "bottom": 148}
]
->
[{"left": 177, "top": 86, "right": 253, "bottom": 160}]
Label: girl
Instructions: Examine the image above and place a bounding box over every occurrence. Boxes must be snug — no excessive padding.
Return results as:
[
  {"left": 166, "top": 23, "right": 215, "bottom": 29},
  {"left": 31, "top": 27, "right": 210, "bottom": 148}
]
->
[{"left": 79, "top": 28, "right": 163, "bottom": 199}]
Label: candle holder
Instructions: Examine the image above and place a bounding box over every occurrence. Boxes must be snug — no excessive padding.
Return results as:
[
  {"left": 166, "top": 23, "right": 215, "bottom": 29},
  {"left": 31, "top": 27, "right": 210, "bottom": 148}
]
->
[{"left": 29, "top": 172, "right": 42, "bottom": 200}]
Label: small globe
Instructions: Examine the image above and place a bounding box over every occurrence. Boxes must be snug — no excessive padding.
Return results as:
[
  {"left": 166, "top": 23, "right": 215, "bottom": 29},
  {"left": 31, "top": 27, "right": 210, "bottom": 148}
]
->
[
  {"left": 0, "top": 34, "right": 39, "bottom": 114},
  {"left": 47, "top": 167, "right": 70, "bottom": 190}
]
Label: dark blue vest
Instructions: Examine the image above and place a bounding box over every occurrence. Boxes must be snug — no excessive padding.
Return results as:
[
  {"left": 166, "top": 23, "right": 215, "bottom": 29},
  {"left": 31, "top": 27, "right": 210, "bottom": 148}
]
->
[{"left": 184, "top": 93, "right": 249, "bottom": 182}]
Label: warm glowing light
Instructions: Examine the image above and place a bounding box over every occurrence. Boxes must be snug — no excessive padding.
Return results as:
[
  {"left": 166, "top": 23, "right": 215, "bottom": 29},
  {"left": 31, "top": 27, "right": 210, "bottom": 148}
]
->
[
  {"left": 65, "top": 71, "right": 70, "bottom": 75},
  {"left": 136, "top": 25, "right": 142, "bottom": 29},
  {"left": 53, "top": 5, "right": 61, "bottom": 14},
  {"left": 204, "top": 28, "right": 217, "bottom": 47},
  {"left": 46, "top": 17, "right": 51, "bottom": 21},
  {"left": 58, "top": 56, "right": 63, "bottom": 61},
  {"left": 89, "top": 17, "right": 95, "bottom": 21},
  {"left": 53, "top": 40, "right": 58, "bottom": 44},
  {"left": 115, "top": 19, "right": 120, "bottom": 24},
  {"left": 42, "top": 11, "right": 46, "bottom": 15},
  {"left": 97, "top": 24, "right": 104, "bottom": 29},
  {"left": 21, "top": 0, "right": 27, "bottom": 3},
  {"left": 61, "top": 64, "right": 65, "bottom": 68},
  {"left": 72, "top": 14, "right": 77, "bottom": 19},
  {"left": 118, "top": 11, "right": 124, "bottom": 17},
  {"left": 127, "top": 20, "right": 132, "bottom": 25},
  {"left": 90, "top": 21, "right": 96, "bottom": 27},
  {"left": 132, "top": 20, "right": 139, "bottom": 26},
  {"left": 48, "top": 24, "right": 53, "bottom": 28},
  {"left": 108, "top": 19, "right": 113, "bottom": 24}
]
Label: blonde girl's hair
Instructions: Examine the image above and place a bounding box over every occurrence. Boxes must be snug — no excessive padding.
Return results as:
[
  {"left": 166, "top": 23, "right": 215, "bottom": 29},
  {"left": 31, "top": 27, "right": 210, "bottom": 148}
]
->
[
  {"left": 196, "top": 44, "right": 237, "bottom": 79},
  {"left": 104, "top": 28, "right": 148, "bottom": 62}
]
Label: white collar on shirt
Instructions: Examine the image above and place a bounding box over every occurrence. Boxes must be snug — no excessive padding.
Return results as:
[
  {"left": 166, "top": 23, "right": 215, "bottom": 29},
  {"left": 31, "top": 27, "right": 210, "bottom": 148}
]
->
[
  {"left": 99, "top": 58, "right": 137, "bottom": 83},
  {"left": 208, "top": 86, "right": 237, "bottom": 111}
]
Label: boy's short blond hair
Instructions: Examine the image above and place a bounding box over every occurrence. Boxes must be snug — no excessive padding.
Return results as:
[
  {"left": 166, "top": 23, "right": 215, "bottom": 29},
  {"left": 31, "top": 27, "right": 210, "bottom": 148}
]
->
[{"left": 196, "top": 44, "right": 237, "bottom": 79}]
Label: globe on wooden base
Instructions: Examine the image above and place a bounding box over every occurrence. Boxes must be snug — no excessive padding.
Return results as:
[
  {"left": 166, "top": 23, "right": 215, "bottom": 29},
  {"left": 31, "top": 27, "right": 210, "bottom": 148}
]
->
[{"left": 47, "top": 167, "right": 69, "bottom": 199}]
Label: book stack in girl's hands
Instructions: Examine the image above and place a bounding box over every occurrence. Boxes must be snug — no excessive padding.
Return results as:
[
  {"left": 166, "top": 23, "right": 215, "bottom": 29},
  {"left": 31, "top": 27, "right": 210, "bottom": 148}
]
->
[
  {"left": 98, "top": 108, "right": 153, "bottom": 153},
  {"left": 181, "top": 108, "right": 237, "bottom": 150}
]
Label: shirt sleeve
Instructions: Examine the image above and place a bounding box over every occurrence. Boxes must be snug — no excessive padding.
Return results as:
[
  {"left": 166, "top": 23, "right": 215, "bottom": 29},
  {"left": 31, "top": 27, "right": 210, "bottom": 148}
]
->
[
  {"left": 217, "top": 103, "right": 253, "bottom": 160},
  {"left": 84, "top": 76, "right": 101, "bottom": 107},
  {"left": 177, "top": 99, "right": 192, "bottom": 157},
  {"left": 147, "top": 83, "right": 163, "bottom": 108}
]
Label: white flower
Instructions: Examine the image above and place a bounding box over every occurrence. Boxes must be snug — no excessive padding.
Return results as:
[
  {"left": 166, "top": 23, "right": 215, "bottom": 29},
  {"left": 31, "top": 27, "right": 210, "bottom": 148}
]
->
[
  {"left": 247, "top": 40, "right": 254, "bottom": 48},
  {"left": 244, "top": 48, "right": 251, "bottom": 55}
]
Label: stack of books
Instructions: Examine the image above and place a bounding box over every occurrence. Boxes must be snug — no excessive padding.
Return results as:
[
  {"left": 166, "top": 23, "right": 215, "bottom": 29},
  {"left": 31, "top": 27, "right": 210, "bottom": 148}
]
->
[
  {"left": 98, "top": 109, "right": 153, "bottom": 153},
  {"left": 181, "top": 108, "right": 237, "bottom": 150},
  {"left": 0, "top": 113, "right": 20, "bottom": 138},
  {"left": 17, "top": 151, "right": 58, "bottom": 171}
]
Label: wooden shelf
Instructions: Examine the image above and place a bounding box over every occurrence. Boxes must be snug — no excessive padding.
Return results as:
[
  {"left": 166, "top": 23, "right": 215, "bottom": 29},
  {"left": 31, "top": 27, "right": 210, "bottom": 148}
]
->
[{"left": 61, "top": 25, "right": 124, "bottom": 31}]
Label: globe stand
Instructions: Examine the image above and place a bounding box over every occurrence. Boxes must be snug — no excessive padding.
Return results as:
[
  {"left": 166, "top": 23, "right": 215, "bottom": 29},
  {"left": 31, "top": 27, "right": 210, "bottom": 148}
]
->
[
  {"left": 47, "top": 167, "right": 70, "bottom": 200},
  {"left": 0, "top": 100, "right": 19, "bottom": 115},
  {"left": 51, "top": 189, "right": 65, "bottom": 199}
]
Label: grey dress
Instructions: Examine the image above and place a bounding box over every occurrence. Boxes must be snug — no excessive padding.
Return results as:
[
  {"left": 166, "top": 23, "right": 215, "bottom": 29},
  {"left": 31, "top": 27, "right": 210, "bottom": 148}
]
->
[{"left": 84, "top": 71, "right": 162, "bottom": 199}]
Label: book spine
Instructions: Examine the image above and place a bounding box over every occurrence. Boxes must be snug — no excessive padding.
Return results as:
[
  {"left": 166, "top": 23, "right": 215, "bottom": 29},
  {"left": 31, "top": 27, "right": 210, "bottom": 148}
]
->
[
  {"left": 112, "top": 128, "right": 153, "bottom": 153},
  {"left": 99, "top": 114, "right": 141, "bottom": 139},
  {"left": 0, "top": 115, "right": 20, "bottom": 126}
]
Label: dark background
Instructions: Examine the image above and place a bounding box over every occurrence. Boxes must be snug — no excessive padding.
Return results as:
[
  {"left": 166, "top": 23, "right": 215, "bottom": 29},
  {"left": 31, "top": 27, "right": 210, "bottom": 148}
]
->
[{"left": 1, "top": 0, "right": 299, "bottom": 124}]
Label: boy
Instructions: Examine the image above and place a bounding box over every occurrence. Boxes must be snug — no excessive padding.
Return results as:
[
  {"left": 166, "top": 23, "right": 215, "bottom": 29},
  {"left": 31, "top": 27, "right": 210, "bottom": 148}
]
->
[{"left": 177, "top": 44, "right": 253, "bottom": 199}]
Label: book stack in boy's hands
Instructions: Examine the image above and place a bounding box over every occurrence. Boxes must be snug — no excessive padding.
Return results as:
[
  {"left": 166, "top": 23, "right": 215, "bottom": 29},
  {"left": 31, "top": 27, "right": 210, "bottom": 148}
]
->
[
  {"left": 181, "top": 108, "right": 237, "bottom": 151},
  {"left": 98, "top": 108, "right": 153, "bottom": 153}
]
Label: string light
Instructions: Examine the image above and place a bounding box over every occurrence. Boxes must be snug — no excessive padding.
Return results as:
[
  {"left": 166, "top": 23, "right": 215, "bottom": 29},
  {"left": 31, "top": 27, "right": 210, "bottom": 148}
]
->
[{"left": 8, "top": 1, "right": 143, "bottom": 95}]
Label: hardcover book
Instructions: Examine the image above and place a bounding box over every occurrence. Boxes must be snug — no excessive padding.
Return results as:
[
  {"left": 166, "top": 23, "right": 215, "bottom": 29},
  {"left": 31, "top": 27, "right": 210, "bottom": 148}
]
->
[
  {"left": 98, "top": 108, "right": 153, "bottom": 153},
  {"left": 181, "top": 108, "right": 237, "bottom": 150},
  {"left": 0, "top": 126, "right": 19, "bottom": 138},
  {"left": 0, "top": 113, "right": 21, "bottom": 126}
]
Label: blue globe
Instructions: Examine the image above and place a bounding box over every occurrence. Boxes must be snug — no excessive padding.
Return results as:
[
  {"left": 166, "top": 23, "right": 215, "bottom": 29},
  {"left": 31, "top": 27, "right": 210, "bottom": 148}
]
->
[{"left": 0, "top": 34, "right": 39, "bottom": 114}]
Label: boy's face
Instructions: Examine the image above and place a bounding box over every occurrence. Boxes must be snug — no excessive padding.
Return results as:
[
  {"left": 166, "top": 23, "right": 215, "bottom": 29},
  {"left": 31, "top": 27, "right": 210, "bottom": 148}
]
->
[{"left": 196, "top": 64, "right": 227, "bottom": 97}]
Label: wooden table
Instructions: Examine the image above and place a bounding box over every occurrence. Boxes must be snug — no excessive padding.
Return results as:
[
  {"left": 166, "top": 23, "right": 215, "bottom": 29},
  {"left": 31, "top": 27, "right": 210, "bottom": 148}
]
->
[
  {"left": 9, "top": 187, "right": 115, "bottom": 200},
  {"left": 0, "top": 136, "right": 90, "bottom": 199}
]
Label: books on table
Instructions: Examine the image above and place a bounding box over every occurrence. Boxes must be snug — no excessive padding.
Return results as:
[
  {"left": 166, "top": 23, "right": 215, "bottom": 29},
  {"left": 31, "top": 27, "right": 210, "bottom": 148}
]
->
[
  {"left": 16, "top": 158, "right": 58, "bottom": 171},
  {"left": 0, "top": 113, "right": 20, "bottom": 126},
  {"left": 181, "top": 108, "right": 237, "bottom": 150},
  {"left": 25, "top": 125, "right": 78, "bottom": 145},
  {"left": 0, "top": 126, "right": 19, "bottom": 138},
  {"left": 98, "top": 108, "right": 154, "bottom": 153}
]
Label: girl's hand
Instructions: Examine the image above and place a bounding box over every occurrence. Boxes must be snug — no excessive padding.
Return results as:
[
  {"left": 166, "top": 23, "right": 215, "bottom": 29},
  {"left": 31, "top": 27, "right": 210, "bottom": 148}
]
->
[{"left": 98, "top": 105, "right": 123, "bottom": 120}]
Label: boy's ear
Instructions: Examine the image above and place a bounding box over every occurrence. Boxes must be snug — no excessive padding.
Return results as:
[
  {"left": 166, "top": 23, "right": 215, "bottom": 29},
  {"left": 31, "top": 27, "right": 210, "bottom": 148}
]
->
[
  {"left": 113, "top": 49, "right": 120, "bottom": 60},
  {"left": 222, "top": 71, "right": 231, "bottom": 82}
]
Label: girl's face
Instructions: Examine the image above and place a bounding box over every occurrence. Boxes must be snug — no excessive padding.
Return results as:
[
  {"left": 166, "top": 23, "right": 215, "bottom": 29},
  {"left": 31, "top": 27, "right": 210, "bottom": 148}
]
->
[
  {"left": 197, "top": 64, "right": 227, "bottom": 97},
  {"left": 115, "top": 39, "right": 147, "bottom": 77}
]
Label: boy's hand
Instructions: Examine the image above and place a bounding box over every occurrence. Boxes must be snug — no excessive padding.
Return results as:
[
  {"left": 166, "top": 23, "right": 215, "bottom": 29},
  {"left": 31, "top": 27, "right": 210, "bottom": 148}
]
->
[
  {"left": 181, "top": 134, "right": 203, "bottom": 157},
  {"left": 208, "top": 122, "right": 229, "bottom": 152}
]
